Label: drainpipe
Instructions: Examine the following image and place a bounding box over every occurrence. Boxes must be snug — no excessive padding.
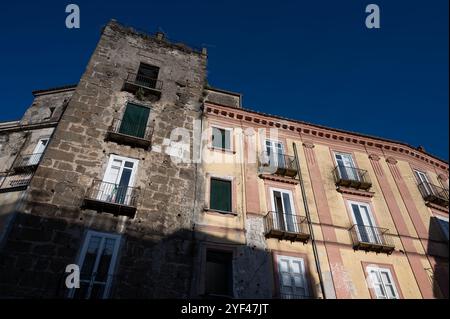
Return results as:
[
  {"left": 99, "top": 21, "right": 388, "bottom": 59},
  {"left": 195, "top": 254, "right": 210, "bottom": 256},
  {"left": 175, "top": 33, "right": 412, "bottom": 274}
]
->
[{"left": 293, "top": 142, "right": 326, "bottom": 299}]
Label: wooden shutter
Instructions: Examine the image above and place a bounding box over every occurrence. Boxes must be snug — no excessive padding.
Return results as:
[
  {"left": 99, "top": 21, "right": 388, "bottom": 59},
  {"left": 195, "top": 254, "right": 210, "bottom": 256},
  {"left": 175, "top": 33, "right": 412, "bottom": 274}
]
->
[
  {"left": 210, "top": 178, "right": 232, "bottom": 212},
  {"left": 119, "top": 103, "right": 150, "bottom": 138}
]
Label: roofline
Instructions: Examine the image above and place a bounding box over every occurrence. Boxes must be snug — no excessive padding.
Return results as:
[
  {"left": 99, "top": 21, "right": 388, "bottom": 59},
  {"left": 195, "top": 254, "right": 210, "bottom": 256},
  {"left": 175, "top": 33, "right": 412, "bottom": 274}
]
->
[
  {"left": 205, "top": 101, "right": 448, "bottom": 167},
  {"left": 32, "top": 84, "right": 77, "bottom": 96},
  {"left": 206, "top": 86, "right": 243, "bottom": 98}
]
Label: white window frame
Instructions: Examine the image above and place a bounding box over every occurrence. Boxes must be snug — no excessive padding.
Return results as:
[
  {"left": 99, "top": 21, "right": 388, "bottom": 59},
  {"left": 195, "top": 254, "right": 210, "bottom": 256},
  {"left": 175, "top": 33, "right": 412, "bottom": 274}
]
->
[
  {"left": 99, "top": 155, "right": 139, "bottom": 205},
  {"left": 269, "top": 187, "right": 299, "bottom": 233},
  {"left": 333, "top": 151, "right": 360, "bottom": 181},
  {"left": 211, "top": 125, "right": 233, "bottom": 151},
  {"left": 347, "top": 200, "right": 381, "bottom": 244},
  {"left": 28, "top": 137, "right": 49, "bottom": 165},
  {"left": 69, "top": 230, "right": 121, "bottom": 299},
  {"left": 366, "top": 266, "right": 400, "bottom": 299},
  {"left": 276, "top": 255, "right": 309, "bottom": 299},
  {"left": 414, "top": 169, "right": 434, "bottom": 195}
]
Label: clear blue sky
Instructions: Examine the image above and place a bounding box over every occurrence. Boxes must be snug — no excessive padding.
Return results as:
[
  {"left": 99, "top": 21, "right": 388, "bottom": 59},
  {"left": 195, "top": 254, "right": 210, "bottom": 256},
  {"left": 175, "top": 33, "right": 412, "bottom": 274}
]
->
[{"left": 0, "top": 0, "right": 448, "bottom": 160}]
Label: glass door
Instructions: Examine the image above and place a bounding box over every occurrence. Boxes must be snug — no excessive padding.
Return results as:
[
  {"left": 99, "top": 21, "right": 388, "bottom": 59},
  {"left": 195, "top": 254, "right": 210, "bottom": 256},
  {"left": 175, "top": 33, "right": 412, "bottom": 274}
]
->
[
  {"left": 270, "top": 188, "right": 298, "bottom": 233},
  {"left": 277, "top": 255, "right": 308, "bottom": 299},
  {"left": 335, "top": 152, "right": 358, "bottom": 181},
  {"left": 349, "top": 201, "right": 380, "bottom": 244},
  {"left": 265, "top": 140, "right": 285, "bottom": 169},
  {"left": 100, "top": 155, "right": 138, "bottom": 205},
  {"left": 28, "top": 138, "right": 48, "bottom": 165},
  {"left": 414, "top": 170, "right": 433, "bottom": 196}
]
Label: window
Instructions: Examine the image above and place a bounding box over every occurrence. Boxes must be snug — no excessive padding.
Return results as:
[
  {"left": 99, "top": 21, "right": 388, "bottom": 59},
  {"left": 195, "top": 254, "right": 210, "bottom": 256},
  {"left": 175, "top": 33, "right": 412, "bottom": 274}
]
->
[
  {"left": 348, "top": 201, "right": 381, "bottom": 244},
  {"left": 205, "top": 250, "right": 233, "bottom": 297},
  {"left": 209, "top": 178, "right": 232, "bottom": 212},
  {"left": 436, "top": 215, "right": 449, "bottom": 241},
  {"left": 334, "top": 152, "right": 359, "bottom": 181},
  {"left": 270, "top": 188, "right": 299, "bottom": 233},
  {"left": 265, "top": 140, "right": 285, "bottom": 167},
  {"left": 212, "top": 127, "right": 232, "bottom": 150},
  {"left": 28, "top": 138, "right": 49, "bottom": 165},
  {"left": 118, "top": 103, "right": 150, "bottom": 138},
  {"left": 277, "top": 255, "right": 309, "bottom": 299},
  {"left": 366, "top": 266, "right": 399, "bottom": 299},
  {"left": 414, "top": 170, "right": 433, "bottom": 195},
  {"left": 136, "top": 63, "right": 159, "bottom": 88},
  {"left": 99, "top": 155, "right": 139, "bottom": 205},
  {"left": 70, "top": 230, "right": 121, "bottom": 299}
]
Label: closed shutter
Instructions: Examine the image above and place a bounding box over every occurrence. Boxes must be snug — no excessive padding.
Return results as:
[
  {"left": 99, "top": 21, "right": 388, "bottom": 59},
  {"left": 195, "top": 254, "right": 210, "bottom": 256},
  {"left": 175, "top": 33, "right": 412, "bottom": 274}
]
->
[
  {"left": 210, "top": 178, "right": 232, "bottom": 212},
  {"left": 119, "top": 103, "right": 150, "bottom": 138}
]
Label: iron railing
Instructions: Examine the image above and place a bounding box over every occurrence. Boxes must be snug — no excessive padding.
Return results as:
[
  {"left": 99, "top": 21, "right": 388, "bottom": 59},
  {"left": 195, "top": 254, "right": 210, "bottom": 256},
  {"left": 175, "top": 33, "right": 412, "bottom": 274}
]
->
[
  {"left": 333, "top": 165, "right": 372, "bottom": 190},
  {"left": 349, "top": 224, "right": 394, "bottom": 253},
  {"left": 85, "top": 180, "right": 140, "bottom": 208},
  {"left": 108, "top": 118, "right": 153, "bottom": 141},
  {"left": 259, "top": 151, "right": 298, "bottom": 177},
  {"left": 125, "top": 72, "right": 163, "bottom": 91},
  {"left": 13, "top": 153, "right": 43, "bottom": 170},
  {"left": 264, "top": 211, "right": 310, "bottom": 241},
  {"left": 0, "top": 172, "right": 33, "bottom": 191},
  {"left": 417, "top": 182, "right": 449, "bottom": 207}
]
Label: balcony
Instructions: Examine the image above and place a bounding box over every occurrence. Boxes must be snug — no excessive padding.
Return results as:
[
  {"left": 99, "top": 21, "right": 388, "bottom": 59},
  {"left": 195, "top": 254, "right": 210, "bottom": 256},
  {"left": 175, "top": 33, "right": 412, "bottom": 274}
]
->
[
  {"left": 122, "top": 72, "right": 163, "bottom": 99},
  {"left": 12, "top": 153, "right": 43, "bottom": 173},
  {"left": 105, "top": 118, "right": 153, "bottom": 149},
  {"left": 0, "top": 172, "right": 33, "bottom": 193},
  {"left": 264, "top": 211, "right": 310, "bottom": 242},
  {"left": 259, "top": 152, "right": 298, "bottom": 178},
  {"left": 417, "top": 182, "right": 449, "bottom": 208},
  {"left": 333, "top": 166, "right": 372, "bottom": 190},
  {"left": 279, "top": 293, "right": 316, "bottom": 299},
  {"left": 82, "top": 180, "right": 140, "bottom": 217},
  {"left": 349, "top": 224, "right": 395, "bottom": 254}
]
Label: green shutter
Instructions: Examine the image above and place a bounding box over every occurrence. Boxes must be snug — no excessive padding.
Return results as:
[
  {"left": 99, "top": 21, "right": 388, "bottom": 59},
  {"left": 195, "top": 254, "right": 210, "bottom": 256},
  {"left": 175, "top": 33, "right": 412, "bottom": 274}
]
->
[
  {"left": 119, "top": 103, "right": 150, "bottom": 138},
  {"left": 210, "top": 178, "right": 232, "bottom": 212}
]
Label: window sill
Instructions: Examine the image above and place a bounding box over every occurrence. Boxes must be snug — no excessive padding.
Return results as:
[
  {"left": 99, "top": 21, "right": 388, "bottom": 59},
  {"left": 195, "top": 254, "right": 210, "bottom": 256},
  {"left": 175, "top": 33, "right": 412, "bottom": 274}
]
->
[
  {"left": 204, "top": 208, "right": 238, "bottom": 216},
  {"left": 208, "top": 146, "right": 236, "bottom": 154}
]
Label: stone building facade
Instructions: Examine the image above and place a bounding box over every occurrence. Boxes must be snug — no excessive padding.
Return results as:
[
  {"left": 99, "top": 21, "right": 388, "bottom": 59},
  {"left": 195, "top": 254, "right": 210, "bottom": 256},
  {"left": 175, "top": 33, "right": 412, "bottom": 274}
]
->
[{"left": 0, "top": 19, "right": 448, "bottom": 299}]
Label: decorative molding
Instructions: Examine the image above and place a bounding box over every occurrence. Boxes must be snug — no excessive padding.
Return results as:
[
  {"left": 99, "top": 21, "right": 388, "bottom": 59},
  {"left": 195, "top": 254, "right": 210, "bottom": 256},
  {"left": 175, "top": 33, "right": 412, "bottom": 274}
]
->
[
  {"left": 386, "top": 157, "right": 398, "bottom": 165},
  {"left": 336, "top": 186, "right": 375, "bottom": 198},
  {"left": 302, "top": 142, "right": 315, "bottom": 149},
  {"left": 437, "top": 174, "right": 449, "bottom": 182},
  {"left": 258, "top": 174, "right": 300, "bottom": 185},
  {"left": 204, "top": 103, "right": 449, "bottom": 172},
  {"left": 426, "top": 202, "right": 449, "bottom": 214},
  {"left": 368, "top": 154, "right": 381, "bottom": 161}
]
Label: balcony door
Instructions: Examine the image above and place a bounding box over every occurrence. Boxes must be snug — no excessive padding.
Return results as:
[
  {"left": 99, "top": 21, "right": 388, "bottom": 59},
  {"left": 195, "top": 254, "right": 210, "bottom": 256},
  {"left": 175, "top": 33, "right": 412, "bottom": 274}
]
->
[
  {"left": 348, "top": 201, "right": 380, "bottom": 244},
  {"left": 70, "top": 230, "right": 121, "bottom": 299},
  {"left": 99, "top": 155, "right": 139, "bottom": 205},
  {"left": 270, "top": 188, "right": 298, "bottom": 233},
  {"left": 28, "top": 138, "right": 49, "bottom": 165},
  {"left": 414, "top": 170, "right": 433, "bottom": 195},
  {"left": 265, "top": 140, "right": 285, "bottom": 168},
  {"left": 334, "top": 152, "right": 358, "bottom": 181},
  {"left": 119, "top": 103, "right": 150, "bottom": 139},
  {"left": 277, "top": 255, "right": 309, "bottom": 299},
  {"left": 136, "top": 63, "right": 159, "bottom": 88}
]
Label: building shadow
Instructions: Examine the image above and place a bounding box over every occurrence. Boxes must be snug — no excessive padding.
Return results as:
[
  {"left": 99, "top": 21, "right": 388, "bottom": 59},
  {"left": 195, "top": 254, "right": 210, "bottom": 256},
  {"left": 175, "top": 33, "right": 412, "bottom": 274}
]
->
[
  {"left": 0, "top": 211, "right": 318, "bottom": 299},
  {"left": 427, "top": 216, "right": 449, "bottom": 299}
]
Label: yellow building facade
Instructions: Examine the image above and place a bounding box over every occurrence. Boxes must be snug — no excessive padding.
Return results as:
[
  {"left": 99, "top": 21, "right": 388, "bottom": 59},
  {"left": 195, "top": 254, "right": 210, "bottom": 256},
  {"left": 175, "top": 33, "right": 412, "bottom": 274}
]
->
[{"left": 196, "top": 88, "right": 448, "bottom": 299}]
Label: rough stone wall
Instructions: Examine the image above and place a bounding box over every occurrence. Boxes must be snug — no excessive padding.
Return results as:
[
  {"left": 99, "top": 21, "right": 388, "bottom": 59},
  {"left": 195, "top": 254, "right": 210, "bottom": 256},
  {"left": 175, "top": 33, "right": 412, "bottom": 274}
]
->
[{"left": 0, "top": 20, "right": 207, "bottom": 298}]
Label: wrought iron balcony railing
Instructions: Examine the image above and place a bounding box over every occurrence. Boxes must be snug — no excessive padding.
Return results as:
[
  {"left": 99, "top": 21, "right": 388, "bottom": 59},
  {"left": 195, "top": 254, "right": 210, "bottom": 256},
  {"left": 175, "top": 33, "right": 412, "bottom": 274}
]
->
[
  {"left": 264, "top": 211, "right": 310, "bottom": 242},
  {"left": 259, "top": 151, "right": 298, "bottom": 178},
  {"left": 333, "top": 165, "right": 372, "bottom": 190},
  {"left": 13, "top": 153, "right": 44, "bottom": 172},
  {"left": 83, "top": 179, "right": 140, "bottom": 217},
  {"left": 417, "top": 182, "right": 449, "bottom": 207},
  {"left": 280, "top": 293, "right": 317, "bottom": 299},
  {"left": 349, "top": 224, "right": 394, "bottom": 254},
  {"left": 122, "top": 72, "right": 163, "bottom": 98},
  {"left": 0, "top": 172, "right": 33, "bottom": 193},
  {"left": 106, "top": 118, "right": 153, "bottom": 149}
]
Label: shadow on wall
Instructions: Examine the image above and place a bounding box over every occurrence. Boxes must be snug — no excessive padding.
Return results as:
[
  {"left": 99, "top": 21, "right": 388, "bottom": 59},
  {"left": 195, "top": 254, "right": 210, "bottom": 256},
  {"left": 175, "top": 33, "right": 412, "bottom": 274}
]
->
[
  {"left": 427, "top": 217, "right": 449, "bottom": 299},
  {"left": 0, "top": 212, "right": 318, "bottom": 299}
]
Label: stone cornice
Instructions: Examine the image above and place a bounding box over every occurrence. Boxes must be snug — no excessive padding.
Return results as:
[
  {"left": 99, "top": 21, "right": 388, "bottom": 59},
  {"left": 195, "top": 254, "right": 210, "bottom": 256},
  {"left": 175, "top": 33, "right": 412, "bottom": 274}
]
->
[
  {"left": 205, "top": 103, "right": 448, "bottom": 172},
  {"left": 258, "top": 174, "right": 300, "bottom": 185},
  {"left": 336, "top": 186, "right": 375, "bottom": 198}
]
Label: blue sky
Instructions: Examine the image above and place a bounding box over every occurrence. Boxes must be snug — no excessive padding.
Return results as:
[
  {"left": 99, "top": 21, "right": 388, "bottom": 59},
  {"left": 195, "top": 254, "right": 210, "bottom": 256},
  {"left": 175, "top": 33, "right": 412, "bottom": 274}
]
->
[{"left": 0, "top": 0, "right": 448, "bottom": 160}]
